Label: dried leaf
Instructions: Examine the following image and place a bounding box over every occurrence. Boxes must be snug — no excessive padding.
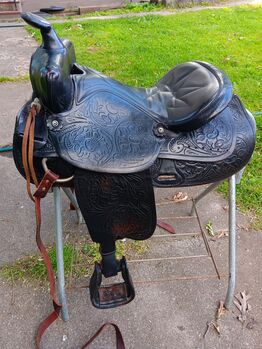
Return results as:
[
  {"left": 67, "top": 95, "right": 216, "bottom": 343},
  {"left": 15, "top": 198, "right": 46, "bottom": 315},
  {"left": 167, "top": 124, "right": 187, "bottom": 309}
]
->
[
  {"left": 216, "top": 301, "right": 226, "bottom": 320},
  {"left": 234, "top": 291, "right": 251, "bottom": 324},
  {"left": 203, "top": 320, "right": 221, "bottom": 338},
  {"left": 213, "top": 322, "right": 221, "bottom": 335},
  {"left": 211, "top": 231, "right": 228, "bottom": 241},
  {"left": 203, "top": 321, "right": 212, "bottom": 338},
  {"left": 204, "top": 301, "right": 227, "bottom": 338},
  {"left": 233, "top": 300, "right": 242, "bottom": 312},
  {"left": 172, "top": 191, "right": 188, "bottom": 202}
]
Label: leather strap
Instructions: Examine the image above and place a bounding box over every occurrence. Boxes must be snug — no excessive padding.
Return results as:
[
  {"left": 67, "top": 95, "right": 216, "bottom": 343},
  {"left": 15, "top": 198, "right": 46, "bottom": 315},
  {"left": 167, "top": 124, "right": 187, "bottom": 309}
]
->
[
  {"left": 33, "top": 171, "right": 61, "bottom": 349},
  {"left": 157, "top": 220, "right": 176, "bottom": 234},
  {"left": 21, "top": 103, "right": 39, "bottom": 201},
  {"left": 81, "top": 323, "right": 125, "bottom": 349}
]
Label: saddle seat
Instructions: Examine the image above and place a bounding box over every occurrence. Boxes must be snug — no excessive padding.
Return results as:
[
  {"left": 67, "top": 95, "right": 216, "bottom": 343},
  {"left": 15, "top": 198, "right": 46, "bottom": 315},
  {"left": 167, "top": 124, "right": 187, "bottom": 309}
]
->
[
  {"left": 145, "top": 60, "right": 232, "bottom": 131},
  {"left": 73, "top": 60, "right": 233, "bottom": 132}
]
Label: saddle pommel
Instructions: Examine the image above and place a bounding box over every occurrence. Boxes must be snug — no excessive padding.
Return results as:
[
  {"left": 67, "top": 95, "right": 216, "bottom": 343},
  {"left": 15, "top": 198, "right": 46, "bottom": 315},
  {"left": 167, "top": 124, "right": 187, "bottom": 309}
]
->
[
  {"left": 21, "top": 12, "right": 76, "bottom": 113},
  {"left": 21, "top": 12, "right": 64, "bottom": 50}
]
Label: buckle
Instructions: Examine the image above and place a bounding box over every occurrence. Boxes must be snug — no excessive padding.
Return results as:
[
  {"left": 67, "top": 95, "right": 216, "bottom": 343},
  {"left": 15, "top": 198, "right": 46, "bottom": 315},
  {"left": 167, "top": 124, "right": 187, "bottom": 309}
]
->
[{"left": 89, "top": 256, "right": 135, "bottom": 309}]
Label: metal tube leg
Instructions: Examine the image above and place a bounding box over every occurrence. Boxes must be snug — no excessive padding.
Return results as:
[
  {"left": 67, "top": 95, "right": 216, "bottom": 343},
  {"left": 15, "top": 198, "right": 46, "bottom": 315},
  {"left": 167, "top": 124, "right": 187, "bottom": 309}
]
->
[
  {"left": 53, "top": 187, "right": 69, "bottom": 321},
  {"left": 235, "top": 168, "right": 245, "bottom": 184},
  {"left": 190, "top": 181, "right": 223, "bottom": 216},
  {"left": 224, "top": 175, "right": 236, "bottom": 309},
  {"left": 62, "top": 187, "right": 84, "bottom": 224}
]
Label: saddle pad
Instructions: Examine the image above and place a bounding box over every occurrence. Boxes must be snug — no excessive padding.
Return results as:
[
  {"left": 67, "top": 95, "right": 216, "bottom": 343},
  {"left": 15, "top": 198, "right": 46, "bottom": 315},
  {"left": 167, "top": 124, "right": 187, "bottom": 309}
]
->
[{"left": 74, "top": 169, "right": 156, "bottom": 248}]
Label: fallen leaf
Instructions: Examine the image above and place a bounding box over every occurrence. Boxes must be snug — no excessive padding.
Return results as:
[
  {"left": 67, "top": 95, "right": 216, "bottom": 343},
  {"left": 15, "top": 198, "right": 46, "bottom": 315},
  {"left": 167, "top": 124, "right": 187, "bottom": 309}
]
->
[
  {"left": 234, "top": 291, "right": 251, "bottom": 324},
  {"left": 213, "top": 322, "right": 221, "bottom": 335},
  {"left": 211, "top": 231, "right": 228, "bottom": 241},
  {"left": 205, "top": 221, "right": 215, "bottom": 237},
  {"left": 204, "top": 301, "right": 227, "bottom": 338},
  {"left": 216, "top": 301, "right": 226, "bottom": 320},
  {"left": 172, "top": 191, "right": 188, "bottom": 202},
  {"left": 203, "top": 320, "right": 220, "bottom": 338}
]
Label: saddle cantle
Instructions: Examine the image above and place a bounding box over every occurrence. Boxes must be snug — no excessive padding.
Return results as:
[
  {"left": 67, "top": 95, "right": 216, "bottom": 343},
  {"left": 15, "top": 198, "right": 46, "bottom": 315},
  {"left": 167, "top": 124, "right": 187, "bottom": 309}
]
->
[{"left": 13, "top": 13, "right": 256, "bottom": 310}]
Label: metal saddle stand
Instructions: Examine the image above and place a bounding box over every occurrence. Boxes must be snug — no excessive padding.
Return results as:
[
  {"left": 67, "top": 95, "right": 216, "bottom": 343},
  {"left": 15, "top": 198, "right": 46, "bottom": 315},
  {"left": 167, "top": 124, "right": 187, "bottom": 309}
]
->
[{"left": 53, "top": 170, "right": 243, "bottom": 322}]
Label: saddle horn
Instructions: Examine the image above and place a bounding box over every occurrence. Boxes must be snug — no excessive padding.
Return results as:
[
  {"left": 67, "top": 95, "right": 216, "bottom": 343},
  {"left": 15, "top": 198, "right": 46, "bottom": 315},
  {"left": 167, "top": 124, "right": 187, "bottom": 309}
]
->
[
  {"left": 21, "top": 12, "right": 64, "bottom": 50},
  {"left": 21, "top": 12, "right": 76, "bottom": 113}
]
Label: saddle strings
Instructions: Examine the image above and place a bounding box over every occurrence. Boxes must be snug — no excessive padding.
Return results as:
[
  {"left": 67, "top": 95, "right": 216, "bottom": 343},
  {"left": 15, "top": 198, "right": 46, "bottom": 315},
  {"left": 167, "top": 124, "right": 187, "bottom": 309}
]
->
[{"left": 21, "top": 99, "right": 41, "bottom": 201}]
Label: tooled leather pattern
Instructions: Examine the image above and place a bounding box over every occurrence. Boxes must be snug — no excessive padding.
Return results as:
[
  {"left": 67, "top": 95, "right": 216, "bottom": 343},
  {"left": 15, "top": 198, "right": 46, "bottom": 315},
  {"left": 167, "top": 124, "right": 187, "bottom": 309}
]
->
[
  {"left": 46, "top": 89, "right": 164, "bottom": 173},
  {"left": 151, "top": 95, "right": 256, "bottom": 187},
  {"left": 74, "top": 169, "right": 156, "bottom": 242},
  {"left": 159, "top": 103, "right": 235, "bottom": 162}
]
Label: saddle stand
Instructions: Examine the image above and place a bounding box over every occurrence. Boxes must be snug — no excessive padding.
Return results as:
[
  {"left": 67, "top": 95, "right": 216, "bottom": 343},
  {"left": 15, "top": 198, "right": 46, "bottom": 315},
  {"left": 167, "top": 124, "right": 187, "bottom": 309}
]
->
[{"left": 52, "top": 172, "right": 240, "bottom": 322}]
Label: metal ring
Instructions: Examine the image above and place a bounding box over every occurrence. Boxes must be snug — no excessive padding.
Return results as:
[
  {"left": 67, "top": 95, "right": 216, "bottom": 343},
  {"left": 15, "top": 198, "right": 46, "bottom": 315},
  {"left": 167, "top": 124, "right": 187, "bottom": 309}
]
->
[{"left": 42, "top": 158, "right": 74, "bottom": 183}]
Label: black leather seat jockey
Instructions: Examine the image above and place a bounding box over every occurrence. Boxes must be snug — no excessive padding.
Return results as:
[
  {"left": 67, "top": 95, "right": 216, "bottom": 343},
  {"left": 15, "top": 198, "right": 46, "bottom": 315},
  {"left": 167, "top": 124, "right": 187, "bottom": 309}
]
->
[{"left": 155, "top": 60, "right": 232, "bottom": 130}]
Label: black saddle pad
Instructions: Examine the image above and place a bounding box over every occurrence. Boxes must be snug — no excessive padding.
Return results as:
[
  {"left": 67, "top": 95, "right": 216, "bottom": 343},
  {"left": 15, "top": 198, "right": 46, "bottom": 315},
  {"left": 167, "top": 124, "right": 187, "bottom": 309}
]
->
[{"left": 74, "top": 169, "right": 156, "bottom": 248}]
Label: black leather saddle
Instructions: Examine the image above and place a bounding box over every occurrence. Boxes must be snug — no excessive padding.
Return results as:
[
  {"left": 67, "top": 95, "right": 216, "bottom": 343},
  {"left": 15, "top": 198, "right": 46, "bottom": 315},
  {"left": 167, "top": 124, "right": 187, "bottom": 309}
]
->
[{"left": 13, "top": 13, "right": 256, "bottom": 309}]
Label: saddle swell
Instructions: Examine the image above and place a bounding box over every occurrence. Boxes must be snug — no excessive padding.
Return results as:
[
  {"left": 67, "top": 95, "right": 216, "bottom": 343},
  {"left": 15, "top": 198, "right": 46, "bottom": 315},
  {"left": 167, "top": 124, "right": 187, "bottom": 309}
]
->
[{"left": 13, "top": 13, "right": 256, "bottom": 313}]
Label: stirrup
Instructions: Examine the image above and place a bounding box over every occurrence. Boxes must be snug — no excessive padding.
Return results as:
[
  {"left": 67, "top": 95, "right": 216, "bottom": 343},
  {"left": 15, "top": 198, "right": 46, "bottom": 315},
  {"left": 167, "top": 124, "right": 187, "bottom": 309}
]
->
[{"left": 89, "top": 255, "right": 135, "bottom": 309}]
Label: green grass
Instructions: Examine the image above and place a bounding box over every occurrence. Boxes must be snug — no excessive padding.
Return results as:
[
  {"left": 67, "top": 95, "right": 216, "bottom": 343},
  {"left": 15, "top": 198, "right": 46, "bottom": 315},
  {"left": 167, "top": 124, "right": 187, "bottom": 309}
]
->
[
  {"left": 29, "top": 6, "right": 261, "bottom": 110},
  {"left": 0, "top": 75, "right": 29, "bottom": 83},
  {"left": 0, "top": 240, "right": 147, "bottom": 283},
  {"left": 218, "top": 115, "right": 262, "bottom": 228},
  {"left": 28, "top": 6, "right": 262, "bottom": 227}
]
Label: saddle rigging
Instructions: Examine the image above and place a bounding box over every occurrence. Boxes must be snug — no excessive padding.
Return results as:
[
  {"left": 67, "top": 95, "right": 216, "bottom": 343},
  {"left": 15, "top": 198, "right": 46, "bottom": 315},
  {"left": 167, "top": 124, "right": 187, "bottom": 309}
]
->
[{"left": 13, "top": 12, "right": 256, "bottom": 349}]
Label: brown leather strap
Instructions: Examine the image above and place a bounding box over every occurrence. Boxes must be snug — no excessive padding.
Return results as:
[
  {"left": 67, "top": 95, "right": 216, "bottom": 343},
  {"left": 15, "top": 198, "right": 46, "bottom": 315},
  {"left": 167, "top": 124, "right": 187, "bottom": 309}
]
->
[
  {"left": 22, "top": 105, "right": 35, "bottom": 201},
  {"left": 34, "top": 174, "right": 126, "bottom": 349},
  {"left": 22, "top": 104, "right": 39, "bottom": 201},
  {"left": 81, "top": 323, "right": 125, "bottom": 349},
  {"left": 157, "top": 220, "right": 176, "bottom": 234},
  {"left": 33, "top": 171, "right": 61, "bottom": 349},
  {"left": 36, "top": 303, "right": 61, "bottom": 349},
  {"left": 28, "top": 110, "right": 39, "bottom": 187}
]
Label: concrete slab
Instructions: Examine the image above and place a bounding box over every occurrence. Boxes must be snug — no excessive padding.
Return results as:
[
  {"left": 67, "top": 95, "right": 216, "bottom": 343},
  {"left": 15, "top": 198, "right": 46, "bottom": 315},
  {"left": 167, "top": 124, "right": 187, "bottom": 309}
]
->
[
  {"left": 1, "top": 146, "right": 261, "bottom": 348},
  {"left": 0, "top": 226, "right": 261, "bottom": 349},
  {"left": 0, "top": 27, "right": 37, "bottom": 77},
  {"left": 0, "top": 82, "right": 32, "bottom": 147},
  {"left": 0, "top": 154, "right": 87, "bottom": 264}
]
